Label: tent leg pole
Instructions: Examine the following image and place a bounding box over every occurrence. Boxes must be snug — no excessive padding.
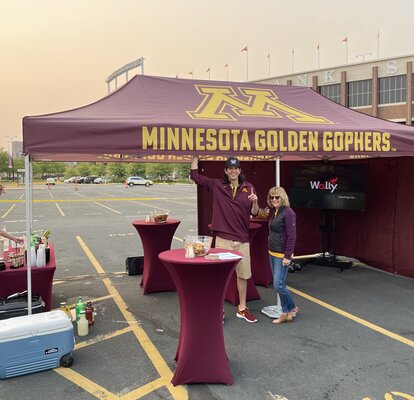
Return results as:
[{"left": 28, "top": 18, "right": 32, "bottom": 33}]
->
[
  {"left": 25, "top": 155, "right": 33, "bottom": 315},
  {"left": 276, "top": 155, "right": 280, "bottom": 186}
]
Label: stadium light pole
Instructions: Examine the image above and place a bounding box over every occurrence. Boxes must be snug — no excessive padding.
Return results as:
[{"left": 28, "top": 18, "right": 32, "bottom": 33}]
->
[
  {"left": 6, "top": 135, "right": 17, "bottom": 182},
  {"left": 106, "top": 57, "right": 145, "bottom": 94}
]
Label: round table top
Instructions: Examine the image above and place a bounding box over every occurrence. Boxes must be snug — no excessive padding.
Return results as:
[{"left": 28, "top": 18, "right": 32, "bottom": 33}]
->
[
  {"left": 132, "top": 218, "right": 180, "bottom": 226},
  {"left": 159, "top": 248, "right": 243, "bottom": 265},
  {"left": 250, "top": 217, "right": 270, "bottom": 224},
  {"left": 248, "top": 222, "right": 261, "bottom": 230}
]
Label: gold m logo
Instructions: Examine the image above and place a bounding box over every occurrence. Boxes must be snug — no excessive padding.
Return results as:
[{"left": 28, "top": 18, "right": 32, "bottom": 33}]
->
[{"left": 187, "top": 85, "right": 333, "bottom": 124}]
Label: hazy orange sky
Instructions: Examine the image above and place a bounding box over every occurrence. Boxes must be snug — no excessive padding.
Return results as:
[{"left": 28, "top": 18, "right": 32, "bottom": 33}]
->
[{"left": 2, "top": 0, "right": 414, "bottom": 152}]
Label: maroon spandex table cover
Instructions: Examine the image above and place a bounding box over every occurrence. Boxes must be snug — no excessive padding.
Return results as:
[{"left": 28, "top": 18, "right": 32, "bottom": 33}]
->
[
  {"left": 0, "top": 244, "right": 56, "bottom": 311},
  {"left": 249, "top": 218, "right": 273, "bottom": 287},
  {"left": 159, "top": 248, "right": 241, "bottom": 386},
  {"left": 132, "top": 219, "right": 180, "bottom": 294},
  {"left": 224, "top": 222, "right": 261, "bottom": 305}
]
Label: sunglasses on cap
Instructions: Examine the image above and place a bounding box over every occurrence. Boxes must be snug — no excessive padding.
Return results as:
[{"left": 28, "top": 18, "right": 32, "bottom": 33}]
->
[{"left": 270, "top": 195, "right": 281, "bottom": 200}]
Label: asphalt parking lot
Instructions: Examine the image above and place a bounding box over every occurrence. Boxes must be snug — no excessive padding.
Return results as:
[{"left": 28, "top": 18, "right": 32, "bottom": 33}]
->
[{"left": 0, "top": 183, "right": 413, "bottom": 400}]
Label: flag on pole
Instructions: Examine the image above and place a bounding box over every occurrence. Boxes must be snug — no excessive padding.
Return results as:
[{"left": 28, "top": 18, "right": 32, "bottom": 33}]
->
[
  {"left": 267, "top": 52, "right": 270, "bottom": 58},
  {"left": 241, "top": 46, "right": 248, "bottom": 52},
  {"left": 224, "top": 63, "right": 228, "bottom": 69},
  {"left": 206, "top": 67, "right": 210, "bottom": 73},
  {"left": 317, "top": 43, "right": 320, "bottom": 50},
  {"left": 292, "top": 48, "right": 295, "bottom": 54},
  {"left": 342, "top": 37, "right": 348, "bottom": 42}
]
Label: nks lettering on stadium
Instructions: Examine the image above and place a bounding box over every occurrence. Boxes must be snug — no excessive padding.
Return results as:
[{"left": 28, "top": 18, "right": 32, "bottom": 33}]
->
[{"left": 310, "top": 177, "right": 338, "bottom": 193}]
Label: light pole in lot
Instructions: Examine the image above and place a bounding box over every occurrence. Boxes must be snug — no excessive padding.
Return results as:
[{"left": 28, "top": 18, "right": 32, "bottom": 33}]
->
[{"left": 6, "top": 135, "right": 17, "bottom": 182}]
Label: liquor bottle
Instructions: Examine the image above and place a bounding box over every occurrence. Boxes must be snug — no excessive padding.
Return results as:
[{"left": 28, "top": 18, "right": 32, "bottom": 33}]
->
[
  {"left": 75, "top": 296, "right": 85, "bottom": 321},
  {"left": 77, "top": 311, "right": 88, "bottom": 336},
  {"left": 85, "top": 301, "right": 95, "bottom": 326}
]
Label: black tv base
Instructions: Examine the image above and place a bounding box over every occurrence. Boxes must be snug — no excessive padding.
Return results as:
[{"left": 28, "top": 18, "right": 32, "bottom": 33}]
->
[
  {"left": 309, "top": 209, "right": 354, "bottom": 272},
  {"left": 310, "top": 254, "right": 353, "bottom": 272}
]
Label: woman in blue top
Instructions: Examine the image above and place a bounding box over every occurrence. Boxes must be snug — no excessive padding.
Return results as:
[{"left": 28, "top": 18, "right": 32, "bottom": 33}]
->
[{"left": 267, "top": 186, "right": 298, "bottom": 324}]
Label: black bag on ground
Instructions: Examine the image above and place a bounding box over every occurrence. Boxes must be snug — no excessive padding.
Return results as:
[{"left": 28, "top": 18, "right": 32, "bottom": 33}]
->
[
  {"left": 0, "top": 291, "right": 45, "bottom": 320},
  {"left": 125, "top": 256, "right": 144, "bottom": 276}
]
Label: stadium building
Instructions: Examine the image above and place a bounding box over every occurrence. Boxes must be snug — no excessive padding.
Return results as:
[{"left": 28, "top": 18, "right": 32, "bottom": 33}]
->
[{"left": 255, "top": 54, "right": 414, "bottom": 126}]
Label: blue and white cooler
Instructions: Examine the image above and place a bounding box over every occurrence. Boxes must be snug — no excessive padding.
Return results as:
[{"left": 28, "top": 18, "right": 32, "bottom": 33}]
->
[{"left": 0, "top": 310, "right": 74, "bottom": 379}]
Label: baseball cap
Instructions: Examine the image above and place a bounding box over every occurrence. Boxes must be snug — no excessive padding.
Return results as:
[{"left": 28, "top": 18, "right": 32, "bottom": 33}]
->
[{"left": 225, "top": 157, "right": 241, "bottom": 169}]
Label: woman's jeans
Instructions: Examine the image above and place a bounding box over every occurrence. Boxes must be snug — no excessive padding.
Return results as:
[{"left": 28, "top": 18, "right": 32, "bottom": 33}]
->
[{"left": 269, "top": 255, "right": 296, "bottom": 313}]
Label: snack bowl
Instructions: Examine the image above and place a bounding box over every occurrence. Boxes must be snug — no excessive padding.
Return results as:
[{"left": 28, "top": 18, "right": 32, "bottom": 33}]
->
[
  {"left": 152, "top": 210, "right": 169, "bottom": 223},
  {"left": 183, "top": 235, "right": 213, "bottom": 257},
  {"left": 8, "top": 253, "right": 24, "bottom": 269},
  {"left": 256, "top": 207, "right": 270, "bottom": 220}
]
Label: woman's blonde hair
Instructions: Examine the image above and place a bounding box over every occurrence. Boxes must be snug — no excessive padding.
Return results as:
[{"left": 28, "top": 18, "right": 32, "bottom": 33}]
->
[{"left": 267, "top": 186, "right": 290, "bottom": 208}]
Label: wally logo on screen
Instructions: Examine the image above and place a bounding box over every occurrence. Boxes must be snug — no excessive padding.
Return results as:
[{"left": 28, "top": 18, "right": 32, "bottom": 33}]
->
[{"left": 310, "top": 177, "right": 338, "bottom": 193}]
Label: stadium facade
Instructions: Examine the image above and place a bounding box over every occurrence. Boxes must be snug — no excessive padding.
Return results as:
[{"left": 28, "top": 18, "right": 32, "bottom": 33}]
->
[{"left": 255, "top": 54, "right": 414, "bottom": 125}]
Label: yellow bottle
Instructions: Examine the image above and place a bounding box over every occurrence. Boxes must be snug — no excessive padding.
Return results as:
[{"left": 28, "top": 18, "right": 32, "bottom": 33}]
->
[{"left": 59, "top": 302, "right": 73, "bottom": 320}]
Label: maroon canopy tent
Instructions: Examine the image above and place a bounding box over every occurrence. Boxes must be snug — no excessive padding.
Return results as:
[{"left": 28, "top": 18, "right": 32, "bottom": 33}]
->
[
  {"left": 23, "top": 75, "right": 414, "bottom": 278},
  {"left": 23, "top": 75, "right": 414, "bottom": 161}
]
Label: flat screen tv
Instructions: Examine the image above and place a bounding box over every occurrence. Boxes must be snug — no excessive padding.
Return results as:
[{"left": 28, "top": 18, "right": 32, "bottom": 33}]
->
[{"left": 289, "top": 163, "right": 367, "bottom": 211}]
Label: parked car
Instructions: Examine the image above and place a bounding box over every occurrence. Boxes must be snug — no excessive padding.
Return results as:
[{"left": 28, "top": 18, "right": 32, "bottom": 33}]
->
[
  {"left": 94, "top": 177, "right": 112, "bottom": 184},
  {"left": 126, "top": 176, "right": 153, "bottom": 187},
  {"left": 82, "top": 176, "right": 98, "bottom": 184},
  {"left": 64, "top": 176, "right": 80, "bottom": 183},
  {"left": 45, "top": 178, "right": 56, "bottom": 185}
]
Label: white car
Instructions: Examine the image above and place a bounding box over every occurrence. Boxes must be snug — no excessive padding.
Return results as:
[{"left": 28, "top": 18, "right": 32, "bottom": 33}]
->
[
  {"left": 94, "top": 177, "right": 112, "bottom": 184},
  {"left": 64, "top": 176, "right": 80, "bottom": 183},
  {"left": 45, "top": 178, "right": 56, "bottom": 185},
  {"left": 126, "top": 176, "right": 153, "bottom": 187}
]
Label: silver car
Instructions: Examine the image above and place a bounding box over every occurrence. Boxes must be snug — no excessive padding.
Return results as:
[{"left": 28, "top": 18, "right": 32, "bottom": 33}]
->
[{"left": 126, "top": 176, "right": 153, "bottom": 187}]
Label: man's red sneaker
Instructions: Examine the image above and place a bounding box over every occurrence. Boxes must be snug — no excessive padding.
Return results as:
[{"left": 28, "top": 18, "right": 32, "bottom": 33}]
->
[{"left": 236, "top": 307, "right": 257, "bottom": 323}]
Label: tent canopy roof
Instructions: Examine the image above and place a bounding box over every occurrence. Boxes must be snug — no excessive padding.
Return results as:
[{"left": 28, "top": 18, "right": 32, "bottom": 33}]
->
[{"left": 23, "top": 74, "right": 414, "bottom": 162}]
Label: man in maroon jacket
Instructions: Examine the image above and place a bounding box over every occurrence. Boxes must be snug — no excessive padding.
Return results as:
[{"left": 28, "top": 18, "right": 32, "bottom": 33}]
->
[{"left": 191, "top": 156, "right": 259, "bottom": 323}]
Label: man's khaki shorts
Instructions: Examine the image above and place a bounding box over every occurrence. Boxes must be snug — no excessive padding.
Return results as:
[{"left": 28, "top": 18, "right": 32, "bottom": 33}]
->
[{"left": 216, "top": 236, "right": 251, "bottom": 279}]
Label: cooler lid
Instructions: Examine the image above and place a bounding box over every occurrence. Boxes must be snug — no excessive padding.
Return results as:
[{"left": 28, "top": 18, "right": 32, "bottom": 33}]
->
[{"left": 0, "top": 310, "right": 73, "bottom": 342}]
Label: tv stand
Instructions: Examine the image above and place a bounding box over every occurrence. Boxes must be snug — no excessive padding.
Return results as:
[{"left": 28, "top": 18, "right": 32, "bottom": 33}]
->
[
  {"left": 309, "top": 209, "right": 353, "bottom": 271},
  {"left": 311, "top": 253, "right": 352, "bottom": 271}
]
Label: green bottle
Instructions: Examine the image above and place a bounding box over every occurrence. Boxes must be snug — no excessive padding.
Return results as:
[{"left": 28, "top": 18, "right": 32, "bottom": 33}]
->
[{"left": 75, "top": 296, "right": 85, "bottom": 321}]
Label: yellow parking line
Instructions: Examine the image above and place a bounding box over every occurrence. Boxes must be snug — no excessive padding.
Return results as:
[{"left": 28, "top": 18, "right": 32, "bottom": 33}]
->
[
  {"left": 76, "top": 236, "right": 188, "bottom": 400},
  {"left": 1, "top": 203, "right": 16, "bottom": 218},
  {"left": 75, "top": 326, "right": 134, "bottom": 350},
  {"left": 0, "top": 197, "right": 196, "bottom": 203},
  {"left": 119, "top": 376, "right": 169, "bottom": 400},
  {"left": 55, "top": 368, "right": 119, "bottom": 400},
  {"left": 288, "top": 286, "right": 414, "bottom": 348}
]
